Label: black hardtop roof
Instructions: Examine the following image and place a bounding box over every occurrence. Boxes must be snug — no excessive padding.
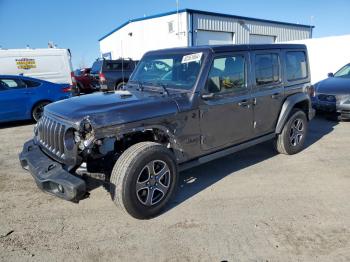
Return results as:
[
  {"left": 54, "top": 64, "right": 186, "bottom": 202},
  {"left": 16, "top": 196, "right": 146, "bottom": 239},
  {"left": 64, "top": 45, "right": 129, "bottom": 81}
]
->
[{"left": 146, "top": 44, "right": 307, "bottom": 56}]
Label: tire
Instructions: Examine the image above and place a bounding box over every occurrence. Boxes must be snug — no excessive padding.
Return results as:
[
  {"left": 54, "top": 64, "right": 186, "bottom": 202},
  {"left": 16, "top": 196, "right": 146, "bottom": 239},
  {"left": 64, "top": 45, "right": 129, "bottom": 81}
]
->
[
  {"left": 32, "top": 101, "right": 50, "bottom": 122},
  {"left": 115, "top": 81, "right": 126, "bottom": 90},
  {"left": 75, "top": 84, "right": 81, "bottom": 96},
  {"left": 274, "top": 109, "right": 308, "bottom": 155},
  {"left": 110, "top": 142, "right": 178, "bottom": 219}
]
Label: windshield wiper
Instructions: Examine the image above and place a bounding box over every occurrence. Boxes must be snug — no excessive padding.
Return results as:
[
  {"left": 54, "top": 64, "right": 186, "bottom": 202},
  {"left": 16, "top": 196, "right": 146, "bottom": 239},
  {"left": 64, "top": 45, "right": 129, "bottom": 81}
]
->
[{"left": 153, "top": 82, "right": 170, "bottom": 96}]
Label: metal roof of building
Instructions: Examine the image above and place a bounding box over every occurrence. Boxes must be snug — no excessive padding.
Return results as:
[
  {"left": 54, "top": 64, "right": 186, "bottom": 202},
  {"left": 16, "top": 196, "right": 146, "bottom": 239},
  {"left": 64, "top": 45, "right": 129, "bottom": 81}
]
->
[{"left": 98, "top": 9, "right": 314, "bottom": 41}]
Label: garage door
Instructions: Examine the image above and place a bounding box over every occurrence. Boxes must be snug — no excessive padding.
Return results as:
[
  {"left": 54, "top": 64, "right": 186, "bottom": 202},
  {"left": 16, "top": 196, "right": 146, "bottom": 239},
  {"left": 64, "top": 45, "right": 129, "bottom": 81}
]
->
[
  {"left": 195, "top": 31, "right": 234, "bottom": 46},
  {"left": 249, "top": 34, "right": 276, "bottom": 44}
]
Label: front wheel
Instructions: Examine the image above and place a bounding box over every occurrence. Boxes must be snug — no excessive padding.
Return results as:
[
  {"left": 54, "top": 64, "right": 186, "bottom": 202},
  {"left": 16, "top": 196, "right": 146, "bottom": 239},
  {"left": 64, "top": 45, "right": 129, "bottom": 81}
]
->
[
  {"left": 110, "top": 142, "right": 178, "bottom": 219},
  {"left": 32, "top": 101, "right": 50, "bottom": 122},
  {"left": 274, "top": 109, "right": 308, "bottom": 155}
]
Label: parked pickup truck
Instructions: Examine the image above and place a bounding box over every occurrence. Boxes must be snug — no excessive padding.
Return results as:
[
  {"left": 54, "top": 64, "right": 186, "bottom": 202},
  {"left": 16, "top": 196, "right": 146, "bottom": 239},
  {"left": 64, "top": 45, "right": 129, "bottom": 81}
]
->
[
  {"left": 90, "top": 59, "right": 138, "bottom": 91},
  {"left": 20, "top": 44, "right": 315, "bottom": 219}
]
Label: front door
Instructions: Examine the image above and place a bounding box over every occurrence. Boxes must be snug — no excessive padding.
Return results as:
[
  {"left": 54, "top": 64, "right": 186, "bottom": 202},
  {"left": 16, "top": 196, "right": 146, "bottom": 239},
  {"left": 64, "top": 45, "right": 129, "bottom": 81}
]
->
[
  {"left": 199, "top": 52, "right": 254, "bottom": 151},
  {"left": 251, "top": 50, "right": 284, "bottom": 135},
  {"left": 0, "top": 78, "right": 29, "bottom": 122}
]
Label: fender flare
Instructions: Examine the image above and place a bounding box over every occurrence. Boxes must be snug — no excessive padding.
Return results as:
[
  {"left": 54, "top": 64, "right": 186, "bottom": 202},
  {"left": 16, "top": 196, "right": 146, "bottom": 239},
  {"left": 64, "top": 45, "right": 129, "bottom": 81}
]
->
[
  {"left": 275, "top": 93, "right": 311, "bottom": 134},
  {"left": 101, "top": 124, "right": 185, "bottom": 162}
]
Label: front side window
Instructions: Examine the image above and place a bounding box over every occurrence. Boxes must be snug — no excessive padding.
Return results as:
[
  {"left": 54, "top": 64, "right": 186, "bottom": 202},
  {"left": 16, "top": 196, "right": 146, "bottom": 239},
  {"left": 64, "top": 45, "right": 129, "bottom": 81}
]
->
[
  {"left": 334, "top": 64, "right": 350, "bottom": 78},
  {"left": 0, "top": 78, "right": 26, "bottom": 91},
  {"left": 206, "top": 55, "right": 246, "bottom": 94},
  {"left": 255, "top": 53, "right": 280, "bottom": 86},
  {"left": 286, "top": 51, "right": 308, "bottom": 81},
  {"left": 130, "top": 52, "right": 204, "bottom": 90}
]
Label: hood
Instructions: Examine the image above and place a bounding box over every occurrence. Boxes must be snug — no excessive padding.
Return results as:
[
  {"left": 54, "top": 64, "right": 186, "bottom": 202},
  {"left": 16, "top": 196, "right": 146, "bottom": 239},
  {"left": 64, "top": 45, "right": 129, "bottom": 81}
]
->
[
  {"left": 45, "top": 90, "right": 180, "bottom": 127},
  {"left": 316, "top": 77, "right": 350, "bottom": 95}
]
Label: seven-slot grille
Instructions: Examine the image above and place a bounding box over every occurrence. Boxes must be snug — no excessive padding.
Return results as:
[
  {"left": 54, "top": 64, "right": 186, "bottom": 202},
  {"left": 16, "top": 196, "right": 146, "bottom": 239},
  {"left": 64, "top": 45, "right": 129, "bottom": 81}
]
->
[{"left": 37, "top": 115, "right": 66, "bottom": 159}]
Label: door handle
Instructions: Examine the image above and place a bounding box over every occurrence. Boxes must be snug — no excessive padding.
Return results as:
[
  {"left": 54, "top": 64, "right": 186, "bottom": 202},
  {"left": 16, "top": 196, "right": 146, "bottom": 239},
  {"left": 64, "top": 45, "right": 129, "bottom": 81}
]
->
[
  {"left": 271, "top": 93, "right": 282, "bottom": 99},
  {"left": 238, "top": 100, "right": 250, "bottom": 107},
  {"left": 24, "top": 91, "right": 33, "bottom": 94}
]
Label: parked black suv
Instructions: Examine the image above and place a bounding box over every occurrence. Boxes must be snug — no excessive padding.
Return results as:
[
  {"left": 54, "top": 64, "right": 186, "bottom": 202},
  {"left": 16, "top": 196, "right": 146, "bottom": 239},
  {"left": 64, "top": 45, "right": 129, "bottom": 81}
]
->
[
  {"left": 20, "top": 44, "right": 315, "bottom": 219},
  {"left": 90, "top": 59, "right": 138, "bottom": 90}
]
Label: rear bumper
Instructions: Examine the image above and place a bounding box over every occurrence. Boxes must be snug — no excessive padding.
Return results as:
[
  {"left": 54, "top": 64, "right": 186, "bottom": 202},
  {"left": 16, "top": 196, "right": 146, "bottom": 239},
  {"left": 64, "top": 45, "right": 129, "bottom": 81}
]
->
[{"left": 19, "top": 140, "right": 86, "bottom": 202}]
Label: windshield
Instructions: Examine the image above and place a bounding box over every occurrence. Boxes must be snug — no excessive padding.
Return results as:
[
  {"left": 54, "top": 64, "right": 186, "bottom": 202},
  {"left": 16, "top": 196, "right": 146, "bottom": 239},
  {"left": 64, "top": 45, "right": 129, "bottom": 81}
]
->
[
  {"left": 334, "top": 64, "right": 350, "bottom": 78},
  {"left": 130, "top": 52, "right": 205, "bottom": 90}
]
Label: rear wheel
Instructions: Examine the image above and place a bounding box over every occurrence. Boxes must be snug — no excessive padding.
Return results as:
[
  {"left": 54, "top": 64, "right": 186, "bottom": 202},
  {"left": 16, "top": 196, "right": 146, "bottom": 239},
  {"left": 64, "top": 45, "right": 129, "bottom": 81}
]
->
[
  {"left": 32, "top": 101, "right": 50, "bottom": 122},
  {"left": 115, "top": 81, "right": 126, "bottom": 90},
  {"left": 110, "top": 142, "right": 178, "bottom": 219},
  {"left": 274, "top": 109, "right": 308, "bottom": 155}
]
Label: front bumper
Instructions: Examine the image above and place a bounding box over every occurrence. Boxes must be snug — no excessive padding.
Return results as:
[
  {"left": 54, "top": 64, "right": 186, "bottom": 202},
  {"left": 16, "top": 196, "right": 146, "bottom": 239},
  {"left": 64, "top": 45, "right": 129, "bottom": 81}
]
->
[
  {"left": 19, "top": 140, "right": 86, "bottom": 202},
  {"left": 313, "top": 101, "right": 350, "bottom": 119}
]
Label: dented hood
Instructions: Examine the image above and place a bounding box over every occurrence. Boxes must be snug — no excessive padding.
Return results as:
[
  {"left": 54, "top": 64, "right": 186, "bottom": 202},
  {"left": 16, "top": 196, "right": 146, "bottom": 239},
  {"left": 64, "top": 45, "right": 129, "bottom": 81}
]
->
[{"left": 45, "top": 90, "right": 180, "bottom": 127}]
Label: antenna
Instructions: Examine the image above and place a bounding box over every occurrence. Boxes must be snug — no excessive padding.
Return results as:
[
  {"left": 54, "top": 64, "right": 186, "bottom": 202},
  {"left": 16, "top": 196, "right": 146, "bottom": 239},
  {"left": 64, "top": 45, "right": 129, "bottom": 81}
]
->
[
  {"left": 176, "top": 0, "right": 180, "bottom": 38},
  {"left": 120, "top": 40, "right": 125, "bottom": 91},
  {"left": 310, "top": 16, "right": 314, "bottom": 38}
]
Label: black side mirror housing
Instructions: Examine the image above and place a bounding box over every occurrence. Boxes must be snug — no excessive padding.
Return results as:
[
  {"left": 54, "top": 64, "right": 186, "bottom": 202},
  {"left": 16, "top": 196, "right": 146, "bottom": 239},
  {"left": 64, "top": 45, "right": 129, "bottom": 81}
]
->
[{"left": 328, "top": 72, "right": 334, "bottom": 78}]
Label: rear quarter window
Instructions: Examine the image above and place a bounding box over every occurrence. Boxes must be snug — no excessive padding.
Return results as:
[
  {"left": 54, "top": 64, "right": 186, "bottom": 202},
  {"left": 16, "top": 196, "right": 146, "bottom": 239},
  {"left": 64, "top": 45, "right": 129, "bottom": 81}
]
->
[{"left": 286, "top": 51, "right": 308, "bottom": 81}]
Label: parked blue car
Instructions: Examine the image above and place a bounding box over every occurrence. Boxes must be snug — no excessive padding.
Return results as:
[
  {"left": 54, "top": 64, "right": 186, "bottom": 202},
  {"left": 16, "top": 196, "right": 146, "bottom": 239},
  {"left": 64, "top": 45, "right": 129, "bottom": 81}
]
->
[{"left": 0, "top": 75, "right": 72, "bottom": 123}]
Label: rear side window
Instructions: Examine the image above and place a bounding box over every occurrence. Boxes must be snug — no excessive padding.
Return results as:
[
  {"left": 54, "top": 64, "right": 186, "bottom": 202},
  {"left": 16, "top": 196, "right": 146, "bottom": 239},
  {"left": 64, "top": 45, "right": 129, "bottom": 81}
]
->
[
  {"left": 23, "top": 80, "right": 41, "bottom": 87},
  {"left": 255, "top": 53, "right": 280, "bottom": 86},
  {"left": 286, "top": 51, "right": 308, "bottom": 81},
  {"left": 105, "top": 62, "right": 122, "bottom": 71}
]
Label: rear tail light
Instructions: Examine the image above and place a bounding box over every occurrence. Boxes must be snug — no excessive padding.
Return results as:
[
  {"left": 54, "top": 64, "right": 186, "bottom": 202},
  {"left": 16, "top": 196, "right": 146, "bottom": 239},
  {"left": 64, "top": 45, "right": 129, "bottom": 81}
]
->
[
  {"left": 307, "top": 85, "right": 315, "bottom": 97},
  {"left": 99, "top": 73, "right": 106, "bottom": 83},
  {"left": 61, "top": 87, "right": 72, "bottom": 93}
]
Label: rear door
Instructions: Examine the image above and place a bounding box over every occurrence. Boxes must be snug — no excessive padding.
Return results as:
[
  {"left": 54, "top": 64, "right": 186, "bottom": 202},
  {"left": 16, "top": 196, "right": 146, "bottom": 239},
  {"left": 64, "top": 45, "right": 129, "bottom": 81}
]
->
[
  {"left": 199, "top": 52, "right": 254, "bottom": 151},
  {"left": 251, "top": 50, "right": 284, "bottom": 135},
  {"left": 0, "top": 78, "right": 30, "bottom": 122}
]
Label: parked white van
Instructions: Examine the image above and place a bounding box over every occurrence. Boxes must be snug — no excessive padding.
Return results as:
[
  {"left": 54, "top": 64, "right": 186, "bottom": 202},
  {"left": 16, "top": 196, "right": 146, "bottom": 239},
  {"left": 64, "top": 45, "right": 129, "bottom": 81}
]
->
[{"left": 0, "top": 48, "right": 76, "bottom": 86}]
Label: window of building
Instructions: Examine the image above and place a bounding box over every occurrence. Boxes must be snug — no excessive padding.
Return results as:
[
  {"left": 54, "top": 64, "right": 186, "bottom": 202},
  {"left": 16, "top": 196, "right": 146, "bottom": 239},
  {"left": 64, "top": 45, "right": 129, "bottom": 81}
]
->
[
  {"left": 255, "top": 53, "right": 280, "bottom": 86},
  {"left": 286, "top": 51, "right": 308, "bottom": 81},
  {"left": 206, "top": 55, "right": 246, "bottom": 94},
  {"left": 168, "top": 21, "right": 174, "bottom": 33}
]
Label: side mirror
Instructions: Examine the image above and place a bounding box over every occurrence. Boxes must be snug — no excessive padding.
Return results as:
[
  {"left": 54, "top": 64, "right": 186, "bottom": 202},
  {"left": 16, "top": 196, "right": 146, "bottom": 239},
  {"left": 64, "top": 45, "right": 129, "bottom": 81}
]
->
[
  {"left": 201, "top": 93, "right": 215, "bottom": 100},
  {"left": 328, "top": 72, "right": 334, "bottom": 78}
]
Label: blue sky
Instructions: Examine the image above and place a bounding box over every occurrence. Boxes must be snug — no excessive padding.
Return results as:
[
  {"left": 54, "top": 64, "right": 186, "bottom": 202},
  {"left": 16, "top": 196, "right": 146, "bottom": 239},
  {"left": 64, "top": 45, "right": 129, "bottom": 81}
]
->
[{"left": 0, "top": 0, "right": 348, "bottom": 68}]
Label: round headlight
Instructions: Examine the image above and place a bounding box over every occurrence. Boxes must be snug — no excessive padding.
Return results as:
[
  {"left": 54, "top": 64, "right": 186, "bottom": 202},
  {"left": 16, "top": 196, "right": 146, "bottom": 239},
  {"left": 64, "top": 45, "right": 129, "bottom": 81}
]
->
[{"left": 64, "top": 128, "right": 75, "bottom": 151}]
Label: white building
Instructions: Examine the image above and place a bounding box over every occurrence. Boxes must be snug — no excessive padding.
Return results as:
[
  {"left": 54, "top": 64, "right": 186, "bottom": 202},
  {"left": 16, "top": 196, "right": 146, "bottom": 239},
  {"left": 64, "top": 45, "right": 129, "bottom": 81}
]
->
[
  {"left": 99, "top": 9, "right": 313, "bottom": 60},
  {"left": 288, "top": 35, "right": 350, "bottom": 84}
]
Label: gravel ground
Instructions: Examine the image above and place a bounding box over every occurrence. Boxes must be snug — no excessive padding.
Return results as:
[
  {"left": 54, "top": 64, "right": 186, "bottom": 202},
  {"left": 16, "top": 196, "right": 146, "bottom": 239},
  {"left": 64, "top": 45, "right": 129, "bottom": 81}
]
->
[{"left": 0, "top": 116, "right": 349, "bottom": 262}]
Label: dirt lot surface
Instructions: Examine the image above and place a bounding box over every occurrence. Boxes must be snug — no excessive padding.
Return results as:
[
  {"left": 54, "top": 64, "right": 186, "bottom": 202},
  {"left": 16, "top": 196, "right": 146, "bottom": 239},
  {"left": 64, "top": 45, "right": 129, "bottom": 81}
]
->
[{"left": 0, "top": 117, "right": 349, "bottom": 261}]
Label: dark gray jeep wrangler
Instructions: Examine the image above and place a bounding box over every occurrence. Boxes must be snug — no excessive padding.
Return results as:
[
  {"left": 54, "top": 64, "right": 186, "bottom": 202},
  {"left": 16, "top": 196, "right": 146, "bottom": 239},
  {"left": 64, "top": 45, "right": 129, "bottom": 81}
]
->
[{"left": 20, "top": 44, "right": 315, "bottom": 219}]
